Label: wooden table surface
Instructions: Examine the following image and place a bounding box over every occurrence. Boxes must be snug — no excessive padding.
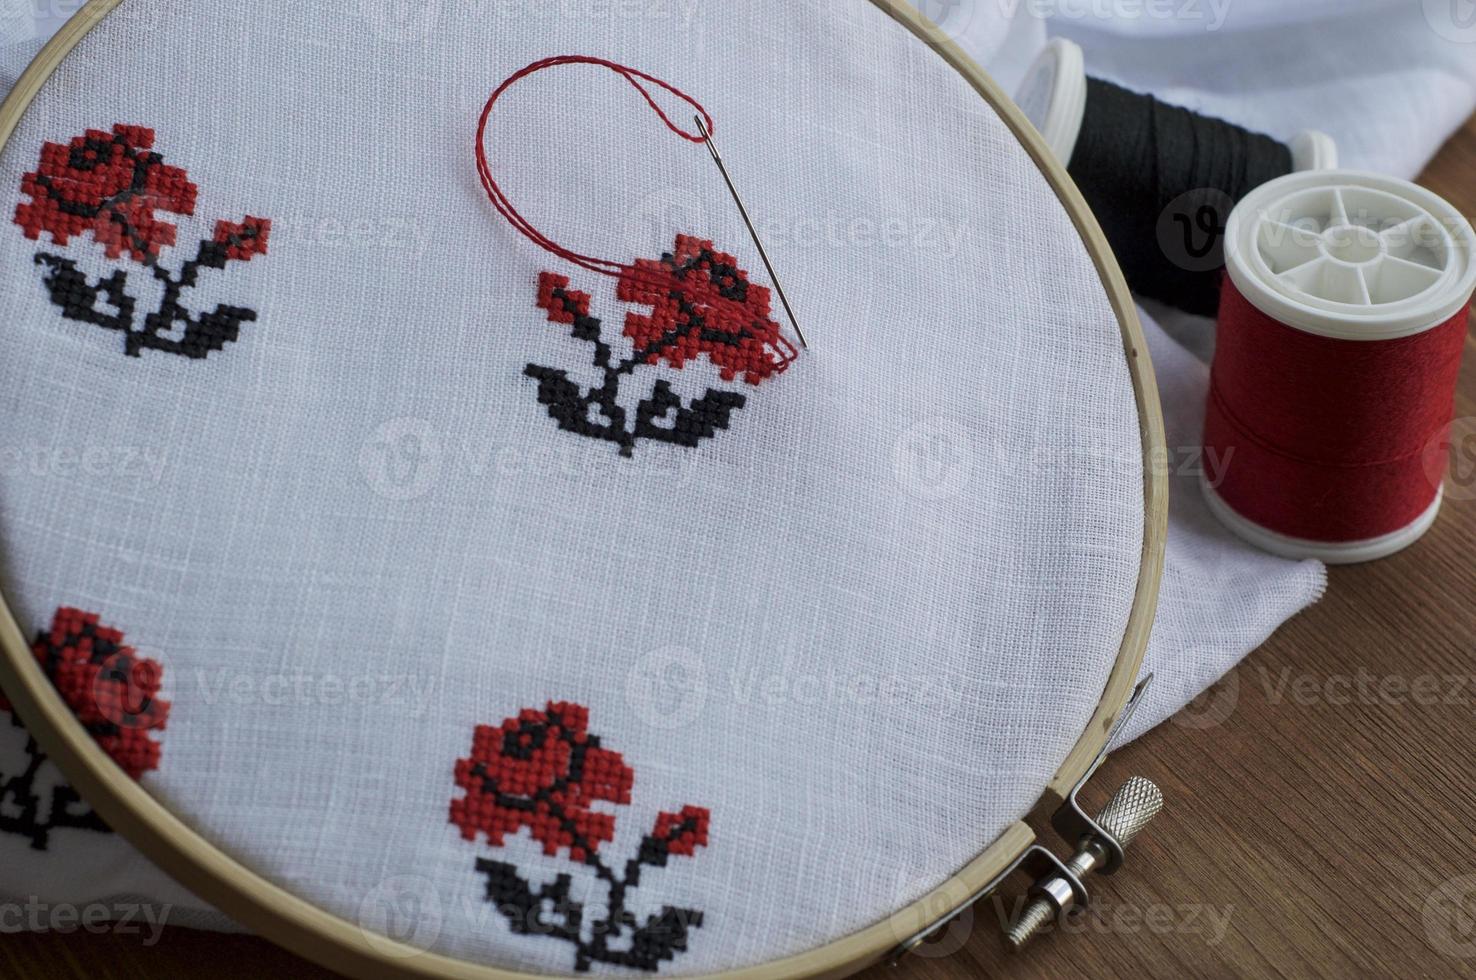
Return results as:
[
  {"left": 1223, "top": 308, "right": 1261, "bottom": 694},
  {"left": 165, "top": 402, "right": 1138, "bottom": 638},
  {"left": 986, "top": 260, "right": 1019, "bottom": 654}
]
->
[{"left": 5, "top": 119, "right": 1476, "bottom": 980}]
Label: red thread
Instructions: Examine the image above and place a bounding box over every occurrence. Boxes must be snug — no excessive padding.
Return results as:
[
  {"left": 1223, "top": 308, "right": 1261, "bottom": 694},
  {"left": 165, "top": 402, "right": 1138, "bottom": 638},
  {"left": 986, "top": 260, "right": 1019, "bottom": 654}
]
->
[
  {"left": 476, "top": 55, "right": 714, "bottom": 280},
  {"left": 1205, "top": 276, "right": 1469, "bottom": 543}
]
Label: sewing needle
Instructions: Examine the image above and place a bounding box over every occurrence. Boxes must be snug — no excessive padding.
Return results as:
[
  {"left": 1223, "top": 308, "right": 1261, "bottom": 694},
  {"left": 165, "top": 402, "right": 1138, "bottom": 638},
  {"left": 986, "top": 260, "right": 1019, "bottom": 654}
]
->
[{"left": 693, "top": 114, "right": 808, "bottom": 351}]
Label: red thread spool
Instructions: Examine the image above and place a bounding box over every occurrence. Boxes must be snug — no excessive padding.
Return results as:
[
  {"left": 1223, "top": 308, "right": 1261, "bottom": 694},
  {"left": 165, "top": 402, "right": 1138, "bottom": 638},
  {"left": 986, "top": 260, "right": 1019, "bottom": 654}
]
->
[{"left": 1204, "top": 171, "right": 1475, "bottom": 564}]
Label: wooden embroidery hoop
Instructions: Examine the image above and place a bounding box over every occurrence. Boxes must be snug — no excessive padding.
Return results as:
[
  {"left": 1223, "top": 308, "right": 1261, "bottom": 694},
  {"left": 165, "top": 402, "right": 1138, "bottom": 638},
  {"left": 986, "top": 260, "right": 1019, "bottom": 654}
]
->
[{"left": 0, "top": 0, "right": 1168, "bottom": 976}]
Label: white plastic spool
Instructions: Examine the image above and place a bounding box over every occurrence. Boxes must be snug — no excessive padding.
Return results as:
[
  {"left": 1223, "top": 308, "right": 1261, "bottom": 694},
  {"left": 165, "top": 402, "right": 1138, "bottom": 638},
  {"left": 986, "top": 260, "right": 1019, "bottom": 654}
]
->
[
  {"left": 1016, "top": 38, "right": 1338, "bottom": 173},
  {"left": 1208, "top": 169, "right": 1476, "bottom": 563}
]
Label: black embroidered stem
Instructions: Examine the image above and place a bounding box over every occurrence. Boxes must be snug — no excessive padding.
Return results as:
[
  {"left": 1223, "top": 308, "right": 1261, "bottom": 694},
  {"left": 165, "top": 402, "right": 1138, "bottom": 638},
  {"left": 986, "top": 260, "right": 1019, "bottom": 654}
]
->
[
  {"left": 525, "top": 261, "right": 747, "bottom": 458},
  {"left": 473, "top": 793, "right": 704, "bottom": 972},
  {"left": 0, "top": 715, "right": 110, "bottom": 851},
  {"left": 129, "top": 236, "right": 258, "bottom": 359}
]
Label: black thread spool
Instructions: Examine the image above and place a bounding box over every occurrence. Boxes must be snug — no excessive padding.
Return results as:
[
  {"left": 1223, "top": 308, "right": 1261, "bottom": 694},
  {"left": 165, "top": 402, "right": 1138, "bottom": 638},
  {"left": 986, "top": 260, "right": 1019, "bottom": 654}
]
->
[{"left": 1015, "top": 39, "right": 1338, "bottom": 317}]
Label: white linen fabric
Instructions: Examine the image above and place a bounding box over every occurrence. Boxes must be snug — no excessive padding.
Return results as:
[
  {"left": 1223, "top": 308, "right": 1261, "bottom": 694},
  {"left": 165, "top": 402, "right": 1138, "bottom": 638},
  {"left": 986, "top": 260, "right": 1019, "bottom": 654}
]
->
[
  {"left": 0, "top": 0, "right": 1145, "bottom": 973},
  {"left": 0, "top": 0, "right": 1467, "bottom": 959}
]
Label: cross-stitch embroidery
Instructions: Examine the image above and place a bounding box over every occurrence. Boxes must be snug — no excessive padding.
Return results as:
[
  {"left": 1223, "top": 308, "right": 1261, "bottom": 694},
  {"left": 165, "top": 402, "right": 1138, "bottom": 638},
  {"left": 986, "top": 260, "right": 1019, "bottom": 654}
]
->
[
  {"left": 0, "top": 608, "right": 168, "bottom": 850},
  {"left": 524, "top": 235, "right": 794, "bottom": 457},
  {"left": 450, "top": 701, "right": 710, "bottom": 972},
  {"left": 14, "top": 124, "right": 271, "bottom": 359}
]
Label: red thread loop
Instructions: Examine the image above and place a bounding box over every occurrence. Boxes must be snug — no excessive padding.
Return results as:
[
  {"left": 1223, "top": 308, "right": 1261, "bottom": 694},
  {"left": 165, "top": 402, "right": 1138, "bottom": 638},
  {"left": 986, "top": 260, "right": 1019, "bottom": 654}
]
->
[{"left": 476, "top": 55, "right": 714, "bottom": 278}]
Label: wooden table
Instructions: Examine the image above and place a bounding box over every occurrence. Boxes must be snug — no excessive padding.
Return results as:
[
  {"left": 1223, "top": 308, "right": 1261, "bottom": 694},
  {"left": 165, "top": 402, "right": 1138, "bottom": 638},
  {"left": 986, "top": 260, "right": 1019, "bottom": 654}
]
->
[{"left": 5, "top": 120, "right": 1475, "bottom": 980}]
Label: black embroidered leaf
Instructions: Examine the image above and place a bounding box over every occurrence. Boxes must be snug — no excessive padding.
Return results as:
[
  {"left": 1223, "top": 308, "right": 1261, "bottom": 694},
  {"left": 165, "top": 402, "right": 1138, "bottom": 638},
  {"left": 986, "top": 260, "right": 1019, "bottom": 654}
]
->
[
  {"left": 523, "top": 365, "right": 636, "bottom": 456},
  {"left": 33, "top": 253, "right": 135, "bottom": 333},
  {"left": 129, "top": 303, "right": 256, "bottom": 360},
  {"left": 44, "top": 782, "right": 110, "bottom": 840},
  {"left": 586, "top": 905, "right": 705, "bottom": 972},
  {"left": 0, "top": 719, "right": 109, "bottom": 851},
  {"left": 634, "top": 382, "right": 746, "bottom": 449},
  {"left": 476, "top": 858, "right": 583, "bottom": 944},
  {"left": 34, "top": 246, "right": 257, "bottom": 360},
  {"left": 194, "top": 239, "right": 232, "bottom": 271}
]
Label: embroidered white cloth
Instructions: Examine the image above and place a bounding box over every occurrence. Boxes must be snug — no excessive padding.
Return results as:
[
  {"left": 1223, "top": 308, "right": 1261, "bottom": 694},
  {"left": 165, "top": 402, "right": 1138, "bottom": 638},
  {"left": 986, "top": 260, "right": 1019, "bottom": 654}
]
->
[
  {"left": 0, "top": 0, "right": 1469, "bottom": 959},
  {"left": 0, "top": 1, "right": 1145, "bottom": 973}
]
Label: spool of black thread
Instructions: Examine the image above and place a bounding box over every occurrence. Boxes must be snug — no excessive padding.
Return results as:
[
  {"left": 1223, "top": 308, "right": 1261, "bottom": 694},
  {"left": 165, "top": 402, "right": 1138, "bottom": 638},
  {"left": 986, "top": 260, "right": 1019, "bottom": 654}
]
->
[{"left": 1016, "top": 39, "right": 1338, "bottom": 317}]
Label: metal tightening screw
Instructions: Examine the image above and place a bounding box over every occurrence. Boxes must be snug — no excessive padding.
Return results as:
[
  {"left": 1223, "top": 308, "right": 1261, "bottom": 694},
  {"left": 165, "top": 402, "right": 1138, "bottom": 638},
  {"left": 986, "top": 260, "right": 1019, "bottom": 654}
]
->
[{"left": 1004, "top": 776, "right": 1164, "bottom": 952}]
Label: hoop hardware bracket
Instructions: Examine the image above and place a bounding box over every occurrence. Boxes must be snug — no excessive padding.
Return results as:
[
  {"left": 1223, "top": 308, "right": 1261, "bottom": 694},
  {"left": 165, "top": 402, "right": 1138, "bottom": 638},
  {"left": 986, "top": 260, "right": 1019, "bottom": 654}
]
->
[{"left": 889, "top": 675, "right": 1164, "bottom": 964}]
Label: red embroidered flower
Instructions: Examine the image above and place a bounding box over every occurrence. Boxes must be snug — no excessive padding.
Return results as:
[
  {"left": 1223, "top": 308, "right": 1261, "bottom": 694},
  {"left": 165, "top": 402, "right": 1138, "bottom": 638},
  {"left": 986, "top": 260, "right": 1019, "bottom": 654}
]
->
[
  {"left": 211, "top": 216, "right": 272, "bottom": 262},
  {"left": 3, "top": 608, "right": 170, "bottom": 780},
  {"left": 650, "top": 805, "right": 710, "bottom": 858},
  {"left": 617, "top": 235, "right": 795, "bottom": 385},
  {"left": 451, "top": 701, "right": 634, "bottom": 860},
  {"left": 451, "top": 698, "right": 713, "bottom": 970},
  {"left": 14, "top": 124, "right": 197, "bottom": 262}
]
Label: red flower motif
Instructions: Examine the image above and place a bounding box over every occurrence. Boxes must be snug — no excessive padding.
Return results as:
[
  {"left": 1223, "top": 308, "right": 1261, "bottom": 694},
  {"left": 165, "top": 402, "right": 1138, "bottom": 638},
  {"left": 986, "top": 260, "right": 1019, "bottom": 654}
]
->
[
  {"left": 451, "top": 701, "right": 634, "bottom": 861},
  {"left": 617, "top": 235, "right": 796, "bottom": 385},
  {"left": 537, "top": 271, "right": 590, "bottom": 323},
  {"left": 211, "top": 216, "right": 272, "bottom": 262},
  {"left": 14, "top": 124, "right": 197, "bottom": 262},
  {"left": 451, "top": 698, "right": 714, "bottom": 970},
  {"left": 651, "top": 805, "right": 710, "bottom": 858},
  {"left": 3, "top": 608, "right": 169, "bottom": 780}
]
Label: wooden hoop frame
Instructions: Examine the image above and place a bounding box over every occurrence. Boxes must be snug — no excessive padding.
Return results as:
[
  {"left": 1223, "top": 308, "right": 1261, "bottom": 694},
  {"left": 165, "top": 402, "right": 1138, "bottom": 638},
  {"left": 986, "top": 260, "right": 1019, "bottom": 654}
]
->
[{"left": 0, "top": 1, "right": 1168, "bottom": 976}]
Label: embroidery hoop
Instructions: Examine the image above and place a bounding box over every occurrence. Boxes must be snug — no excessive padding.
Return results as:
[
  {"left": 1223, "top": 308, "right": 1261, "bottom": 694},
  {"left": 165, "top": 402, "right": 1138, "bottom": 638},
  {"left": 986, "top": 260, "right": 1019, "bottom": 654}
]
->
[{"left": 0, "top": 0, "right": 1168, "bottom": 976}]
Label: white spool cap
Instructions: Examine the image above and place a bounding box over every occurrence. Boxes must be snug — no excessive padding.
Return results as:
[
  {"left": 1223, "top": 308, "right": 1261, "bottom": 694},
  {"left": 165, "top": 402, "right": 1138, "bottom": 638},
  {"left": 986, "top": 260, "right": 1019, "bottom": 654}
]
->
[
  {"left": 1209, "top": 169, "right": 1476, "bottom": 564},
  {"left": 1223, "top": 169, "right": 1476, "bottom": 342},
  {"left": 1016, "top": 39, "right": 1087, "bottom": 167},
  {"left": 1015, "top": 38, "right": 1338, "bottom": 174},
  {"left": 1290, "top": 130, "right": 1339, "bottom": 172}
]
